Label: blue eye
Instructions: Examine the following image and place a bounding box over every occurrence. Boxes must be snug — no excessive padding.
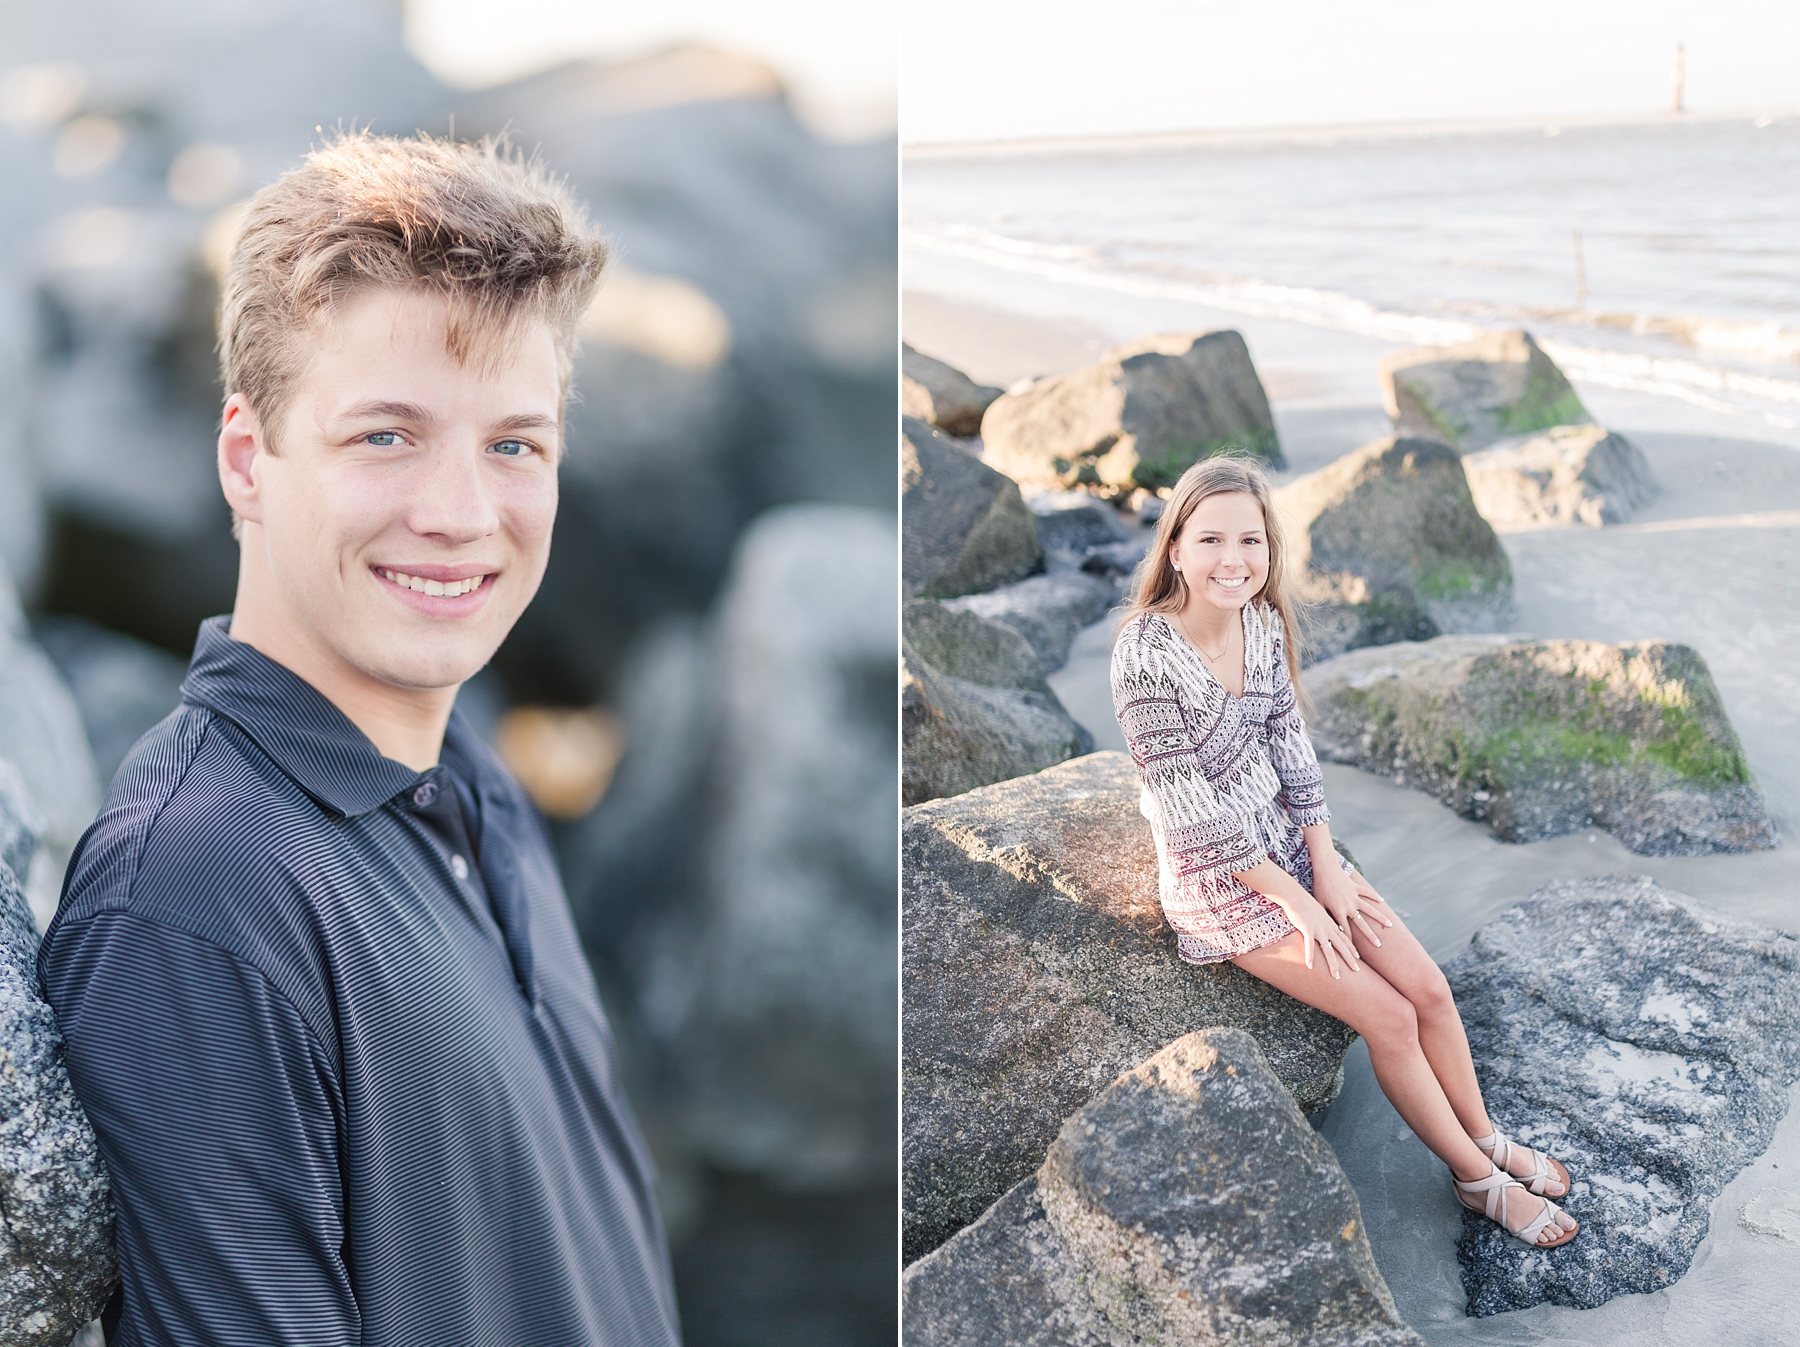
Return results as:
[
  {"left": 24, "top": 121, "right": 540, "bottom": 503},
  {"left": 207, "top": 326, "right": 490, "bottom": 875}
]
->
[
  {"left": 490, "top": 439, "right": 531, "bottom": 457},
  {"left": 365, "top": 431, "right": 402, "bottom": 447}
]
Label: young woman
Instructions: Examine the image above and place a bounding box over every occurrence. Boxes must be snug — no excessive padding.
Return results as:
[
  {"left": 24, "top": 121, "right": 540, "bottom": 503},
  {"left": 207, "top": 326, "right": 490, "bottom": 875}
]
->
[{"left": 1110, "top": 455, "right": 1577, "bottom": 1249}]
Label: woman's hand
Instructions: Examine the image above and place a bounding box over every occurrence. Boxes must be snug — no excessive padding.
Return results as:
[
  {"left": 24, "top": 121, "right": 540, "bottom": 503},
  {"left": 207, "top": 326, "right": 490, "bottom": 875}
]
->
[
  {"left": 1285, "top": 895, "right": 1363, "bottom": 979},
  {"left": 1311, "top": 859, "right": 1394, "bottom": 947}
]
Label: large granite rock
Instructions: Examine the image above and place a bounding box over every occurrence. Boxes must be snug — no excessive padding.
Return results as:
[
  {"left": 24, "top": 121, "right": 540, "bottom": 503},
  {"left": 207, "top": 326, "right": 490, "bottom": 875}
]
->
[
  {"left": 569, "top": 506, "right": 898, "bottom": 1188},
  {"left": 0, "top": 569, "right": 101, "bottom": 930},
  {"left": 1463, "top": 422, "right": 1660, "bottom": 531},
  {"left": 902, "top": 603, "right": 1092, "bottom": 806},
  {"left": 1379, "top": 330, "right": 1588, "bottom": 454},
  {"left": 0, "top": 791, "right": 116, "bottom": 1345},
  {"left": 1273, "top": 437, "right": 1512, "bottom": 662},
  {"left": 903, "top": 1029, "right": 1421, "bottom": 1346},
  {"left": 943, "top": 572, "right": 1116, "bottom": 674},
  {"left": 903, "top": 418, "right": 1043, "bottom": 600},
  {"left": 1444, "top": 877, "right": 1800, "bottom": 1315},
  {"left": 1307, "top": 636, "right": 1776, "bottom": 855},
  {"left": 902, "top": 754, "right": 1360, "bottom": 1263},
  {"left": 903, "top": 343, "right": 1003, "bottom": 438},
  {"left": 981, "top": 330, "right": 1283, "bottom": 492}
]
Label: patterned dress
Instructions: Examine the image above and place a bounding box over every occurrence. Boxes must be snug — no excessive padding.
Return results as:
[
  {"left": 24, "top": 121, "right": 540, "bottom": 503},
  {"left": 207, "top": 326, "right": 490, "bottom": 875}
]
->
[{"left": 1110, "top": 603, "right": 1350, "bottom": 964}]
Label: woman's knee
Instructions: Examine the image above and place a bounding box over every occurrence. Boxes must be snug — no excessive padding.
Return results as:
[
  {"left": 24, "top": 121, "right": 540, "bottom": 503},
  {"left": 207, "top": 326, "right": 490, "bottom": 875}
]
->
[
  {"left": 1351, "top": 987, "right": 1419, "bottom": 1048},
  {"left": 1405, "top": 966, "right": 1458, "bottom": 1023}
]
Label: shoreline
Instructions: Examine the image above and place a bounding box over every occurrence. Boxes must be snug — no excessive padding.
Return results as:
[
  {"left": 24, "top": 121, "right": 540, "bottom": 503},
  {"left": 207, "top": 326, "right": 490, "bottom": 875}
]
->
[{"left": 903, "top": 105, "right": 1800, "bottom": 160}]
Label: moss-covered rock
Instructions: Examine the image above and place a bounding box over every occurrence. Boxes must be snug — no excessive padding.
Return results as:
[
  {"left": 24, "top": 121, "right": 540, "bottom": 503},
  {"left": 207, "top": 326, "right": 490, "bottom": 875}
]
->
[
  {"left": 902, "top": 753, "right": 1360, "bottom": 1264},
  {"left": 902, "top": 343, "right": 1005, "bottom": 439},
  {"left": 903, "top": 418, "right": 1043, "bottom": 599},
  {"left": 1273, "top": 437, "right": 1512, "bottom": 663},
  {"left": 902, "top": 601, "right": 1091, "bottom": 805},
  {"left": 1305, "top": 635, "right": 1778, "bottom": 855},
  {"left": 980, "top": 330, "right": 1282, "bottom": 492},
  {"left": 1380, "top": 329, "right": 1588, "bottom": 454}
]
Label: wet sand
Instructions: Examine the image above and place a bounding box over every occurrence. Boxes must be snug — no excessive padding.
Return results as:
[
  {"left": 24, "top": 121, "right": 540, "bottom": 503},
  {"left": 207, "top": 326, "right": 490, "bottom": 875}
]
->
[{"left": 908, "top": 289, "right": 1800, "bottom": 1343}]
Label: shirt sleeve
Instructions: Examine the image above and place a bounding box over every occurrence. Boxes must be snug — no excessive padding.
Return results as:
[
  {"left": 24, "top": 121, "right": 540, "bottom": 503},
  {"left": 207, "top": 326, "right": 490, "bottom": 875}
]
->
[
  {"left": 1263, "top": 615, "right": 1331, "bottom": 828},
  {"left": 1111, "top": 622, "right": 1262, "bottom": 881},
  {"left": 41, "top": 911, "right": 358, "bottom": 1347}
]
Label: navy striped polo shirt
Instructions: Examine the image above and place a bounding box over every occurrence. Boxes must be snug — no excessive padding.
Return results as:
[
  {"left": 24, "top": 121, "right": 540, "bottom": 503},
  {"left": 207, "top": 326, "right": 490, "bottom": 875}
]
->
[{"left": 40, "top": 617, "right": 681, "bottom": 1347}]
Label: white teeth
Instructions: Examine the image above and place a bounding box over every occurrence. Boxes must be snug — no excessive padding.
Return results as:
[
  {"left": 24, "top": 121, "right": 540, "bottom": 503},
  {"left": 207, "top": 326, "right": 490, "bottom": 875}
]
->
[{"left": 380, "top": 569, "right": 485, "bottom": 597}]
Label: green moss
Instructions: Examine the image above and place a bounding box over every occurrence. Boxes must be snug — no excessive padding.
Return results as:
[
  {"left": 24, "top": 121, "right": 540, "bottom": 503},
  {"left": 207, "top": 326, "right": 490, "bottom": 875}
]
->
[
  {"left": 1132, "top": 428, "right": 1283, "bottom": 488},
  {"left": 1500, "top": 381, "right": 1587, "bottom": 436},
  {"left": 1414, "top": 560, "right": 1483, "bottom": 601},
  {"left": 1644, "top": 702, "right": 1750, "bottom": 785}
]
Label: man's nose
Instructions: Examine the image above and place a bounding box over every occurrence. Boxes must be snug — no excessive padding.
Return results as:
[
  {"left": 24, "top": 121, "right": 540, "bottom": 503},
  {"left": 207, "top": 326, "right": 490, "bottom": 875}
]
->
[{"left": 409, "top": 443, "right": 500, "bottom": 543}]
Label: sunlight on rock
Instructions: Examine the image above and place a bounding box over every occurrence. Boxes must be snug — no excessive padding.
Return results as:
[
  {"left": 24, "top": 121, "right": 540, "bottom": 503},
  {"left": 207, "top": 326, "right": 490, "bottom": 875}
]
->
[
  {"left": 495, "top": 705, "right": 625, "bottom": 819},
  {"left": 581, "top": 265, "right": 732, "bottom": 370},
  {"left": 167, "top": 143, "right": 242, "bottom": 208},
  {"left": 52, "top": 115, "right": 123, "bottom": 178},
  {"left": 0, "top": 62, "right": 86, "bottom": 130}
]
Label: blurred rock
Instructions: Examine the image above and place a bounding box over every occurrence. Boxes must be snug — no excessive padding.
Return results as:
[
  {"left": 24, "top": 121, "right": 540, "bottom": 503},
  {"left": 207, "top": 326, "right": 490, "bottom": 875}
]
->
[
  {"left": 904, "top": 1030, "right": 1419, "bottom": 1346},
  {"left": 1080, "top": 538, "right": 1150, "bottom": 578},
  {"left": 678, "top": 505, "right": 897, "bottom": 1187},
  {"left": 565, "top": 505, "right": 897, "bottom": 1189},
  {"left": 1274, "top": 436, "right": 1512, "bottom": 662},
  {"left": 1446, "top": 877, "right": 1800, "bottom": 1315},
  {"left": 33, "top": 617, "right": 184, "bottom": 787},
  {"left": 1462, "top": 422, "right": 1660, "bottom": 530},
  {"left": 981, "top": 330, "right": 1283, "bottom": 492},
  {"left": 1025, "top": 490, "right": 1129, "bottom": 568},
  {"left": 903, "top": 417, "right": 1041, "bottom": 600},
  {"left": 0, "top": 792, "right": 116, "bottom": 1346},
  {"left": 0, "top": 567, "right": 100, "bottom": 930},
  {"left": 902, "top": 602, "right": 1090, "bottom": 806},
  {"left": 903, "top": 342, "right": 1002, "bottom": 437},
  {"left": 943, "top": 572, "right": 1115, "bottom": 674},
  {"left": 1305, "top": 635, "right": 1777, "bottom": 855},
  {"left": 1380, "top": 329, "right": 1587, "bottom": 454},
  {"left": 902, "top": 753, "right": 1360, "bottom": 1263}
]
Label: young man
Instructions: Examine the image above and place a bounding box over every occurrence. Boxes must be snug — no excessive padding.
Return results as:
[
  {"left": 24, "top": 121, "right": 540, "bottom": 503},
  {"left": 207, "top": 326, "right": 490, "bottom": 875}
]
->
[{"left": 39, "top": 134, "right": 682, "bottom": 1346}]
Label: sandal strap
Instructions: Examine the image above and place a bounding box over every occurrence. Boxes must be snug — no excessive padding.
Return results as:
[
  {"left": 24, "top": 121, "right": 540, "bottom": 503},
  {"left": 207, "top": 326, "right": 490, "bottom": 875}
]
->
[
  {"left": 1476, "top": 1127, "right": 1558, "bottom": 1194},
  {"left": 1513, "top": 1195, "right": 1567, "bottom": 1247}
]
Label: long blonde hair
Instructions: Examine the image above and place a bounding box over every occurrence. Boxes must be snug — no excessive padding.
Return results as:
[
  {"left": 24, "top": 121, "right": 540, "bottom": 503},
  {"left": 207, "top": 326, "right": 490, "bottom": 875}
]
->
[{"left": 1121, "top": 455, "right": 1307, "bottom": 691}]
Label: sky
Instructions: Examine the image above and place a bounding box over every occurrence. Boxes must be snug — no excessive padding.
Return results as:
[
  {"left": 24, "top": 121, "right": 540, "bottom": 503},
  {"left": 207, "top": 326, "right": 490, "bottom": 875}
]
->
[
  {"left": 901, "top": 0, "right": 1800, "bottom": 144},
  {"left": 405, "top": 0, "right": 896, "bottom": 139}
]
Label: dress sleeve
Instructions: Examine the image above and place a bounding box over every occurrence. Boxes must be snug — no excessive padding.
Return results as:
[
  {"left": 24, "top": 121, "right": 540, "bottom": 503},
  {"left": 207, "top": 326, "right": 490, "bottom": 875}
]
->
[
  {"left": 1263, "top": 613, "right": 1331, "bottom": 828},
  {"left": 41, "top": 911, "right": 358, "bottom": 1347},
  {"left": 1111, "top": 621, "right": 1262, "bottom": 880}
]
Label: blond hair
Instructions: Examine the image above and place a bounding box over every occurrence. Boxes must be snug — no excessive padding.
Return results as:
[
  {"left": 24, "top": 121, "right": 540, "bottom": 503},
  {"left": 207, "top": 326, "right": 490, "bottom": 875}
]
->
[
  {"left": 1121, "top": 455, "right": 1308, "bottom": 691},
  {"left": 218, "top": 130, "right": 609, "bottom": 445}
]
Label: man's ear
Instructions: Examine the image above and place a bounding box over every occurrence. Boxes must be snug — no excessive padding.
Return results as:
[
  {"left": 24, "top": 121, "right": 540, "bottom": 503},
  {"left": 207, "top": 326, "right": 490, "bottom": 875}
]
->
[{"left": 218, "top": 394, "right": 266, "bottom": 525}]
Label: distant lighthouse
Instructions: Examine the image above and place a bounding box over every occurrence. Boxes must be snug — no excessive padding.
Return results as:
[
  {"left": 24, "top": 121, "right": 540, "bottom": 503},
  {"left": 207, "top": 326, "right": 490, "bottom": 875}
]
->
[{"left": 1672, "top": 41, "right": 1685, "bottom": 114}]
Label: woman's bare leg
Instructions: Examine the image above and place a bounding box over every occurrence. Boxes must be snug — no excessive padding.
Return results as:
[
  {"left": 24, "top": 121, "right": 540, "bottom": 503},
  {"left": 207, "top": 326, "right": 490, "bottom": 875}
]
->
[
  {"left": 1233, "top": 932, "right": 1492, "bottom": 1183},
  {"left": 1346, "top": 911, "right": 1567, "bottom": 1198},
  {"left": 1233, "top": 930, "right": 1576, "bottom": 1239}
]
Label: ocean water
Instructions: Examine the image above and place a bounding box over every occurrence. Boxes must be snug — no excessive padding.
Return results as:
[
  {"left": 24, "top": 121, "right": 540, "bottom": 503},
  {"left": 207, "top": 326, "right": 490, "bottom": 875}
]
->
[{"left": 903, "top": 113, "right": 1800, "bottom": 427}]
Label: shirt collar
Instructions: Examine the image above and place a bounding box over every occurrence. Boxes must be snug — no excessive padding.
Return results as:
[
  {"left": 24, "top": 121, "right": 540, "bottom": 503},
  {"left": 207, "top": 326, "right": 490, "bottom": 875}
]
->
[{"left": 181, "top": 616, "right": 446, "bottom": 819}]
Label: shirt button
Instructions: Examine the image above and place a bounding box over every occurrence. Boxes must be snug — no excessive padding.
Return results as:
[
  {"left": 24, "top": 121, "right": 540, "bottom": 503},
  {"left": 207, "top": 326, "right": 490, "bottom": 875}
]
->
[
  {"left": 451, "top": 855, "right": 469, "bottom": 881},
  {"left": 413, "top": 782, "right": 438, "bottom": 808}
]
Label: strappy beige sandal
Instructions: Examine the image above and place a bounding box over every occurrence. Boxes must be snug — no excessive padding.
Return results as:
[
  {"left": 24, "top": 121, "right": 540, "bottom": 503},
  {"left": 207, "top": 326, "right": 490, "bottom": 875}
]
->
[
  {"left": 1455, "top": 1163, "right": 1578, "bottom": 1248},
  {"left": 1474, "top": 1127, "right": 1571, "bottom": 1197}
]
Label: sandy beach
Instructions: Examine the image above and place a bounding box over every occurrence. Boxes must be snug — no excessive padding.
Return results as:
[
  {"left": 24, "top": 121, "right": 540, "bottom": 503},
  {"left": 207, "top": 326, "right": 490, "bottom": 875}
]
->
[{"left": 904, "top": 281, "right": 1800, "bottom": 1343}]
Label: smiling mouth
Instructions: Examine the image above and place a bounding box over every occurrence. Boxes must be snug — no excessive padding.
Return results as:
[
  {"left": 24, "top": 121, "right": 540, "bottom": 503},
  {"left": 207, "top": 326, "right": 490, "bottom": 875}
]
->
[
  {"left": 378, "top": 568, "right": 490, "bottom": 598},
  {"left": 1211, "top": 576, "right": 1249, "bottom": 590}
]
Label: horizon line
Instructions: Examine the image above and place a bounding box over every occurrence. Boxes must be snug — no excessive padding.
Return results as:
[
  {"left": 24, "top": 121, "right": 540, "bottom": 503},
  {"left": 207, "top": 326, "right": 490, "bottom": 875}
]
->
[{"left": 903, "top": 104, "right": 1800, "bottom": 159}]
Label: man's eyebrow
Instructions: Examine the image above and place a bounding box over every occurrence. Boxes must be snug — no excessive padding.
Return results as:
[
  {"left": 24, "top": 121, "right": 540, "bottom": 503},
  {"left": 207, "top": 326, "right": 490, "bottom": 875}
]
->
[
  {"left": 491, "top": 413, "right": 561, "bottom": 433},
  {"left": 337, "top": 399, "right": 437, "bottom": 424}
]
